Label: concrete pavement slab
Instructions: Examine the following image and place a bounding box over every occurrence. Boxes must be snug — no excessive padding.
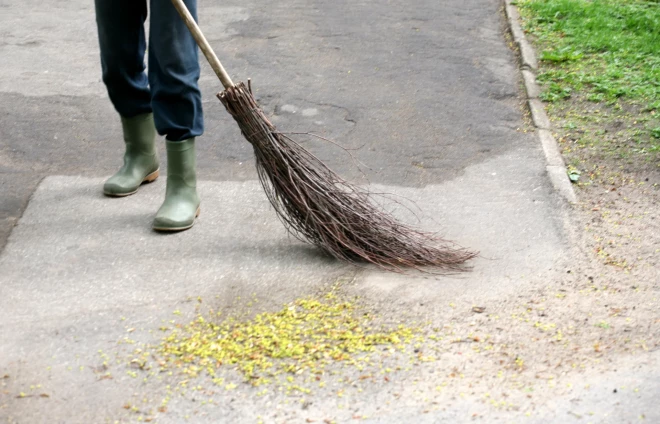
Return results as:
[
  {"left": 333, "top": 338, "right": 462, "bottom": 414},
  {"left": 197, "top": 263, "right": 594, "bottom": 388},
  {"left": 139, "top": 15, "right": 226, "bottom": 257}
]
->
[
  {"left": 1, "top": 147, "right": 567, "bottom": 422},
  {"left": 0, "top": 142, "right": 566, "bottom": 321}
]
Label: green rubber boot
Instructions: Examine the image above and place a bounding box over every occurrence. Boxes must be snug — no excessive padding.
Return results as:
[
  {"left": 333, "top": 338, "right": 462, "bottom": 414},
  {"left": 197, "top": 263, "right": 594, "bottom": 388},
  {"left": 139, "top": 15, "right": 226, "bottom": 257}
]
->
[
  {"left": 103, "top": 113, "right": 160, "bottom": 197},
  {"left": 152, "top": 138, "right": 201, "bottom": 232}
]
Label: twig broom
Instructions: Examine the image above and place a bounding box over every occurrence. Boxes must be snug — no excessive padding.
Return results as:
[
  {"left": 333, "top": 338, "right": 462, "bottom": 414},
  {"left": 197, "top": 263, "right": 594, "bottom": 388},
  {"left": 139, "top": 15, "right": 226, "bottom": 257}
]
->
[{"left": 171, "top": 0, "right": 477, "bottom": 272}]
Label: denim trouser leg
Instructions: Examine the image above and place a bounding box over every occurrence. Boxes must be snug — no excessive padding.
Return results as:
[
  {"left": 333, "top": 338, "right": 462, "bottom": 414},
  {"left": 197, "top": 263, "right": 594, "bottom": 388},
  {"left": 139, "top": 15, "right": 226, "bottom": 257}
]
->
[
  {"left": 148, "top": 0, "right": 204, "bottom": 141},
  {"left": 94, "top": 0, "right": 204, "bottom": 141},
  {"left": 95, "top": 0, "right": 151, "bottom": 118}
]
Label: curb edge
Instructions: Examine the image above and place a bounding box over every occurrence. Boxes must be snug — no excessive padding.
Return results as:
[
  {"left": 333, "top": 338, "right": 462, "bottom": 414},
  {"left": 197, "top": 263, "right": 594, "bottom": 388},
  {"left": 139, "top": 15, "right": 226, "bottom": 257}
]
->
[{"left": 503, "top": 0, "right": 577, "bottom": 204}]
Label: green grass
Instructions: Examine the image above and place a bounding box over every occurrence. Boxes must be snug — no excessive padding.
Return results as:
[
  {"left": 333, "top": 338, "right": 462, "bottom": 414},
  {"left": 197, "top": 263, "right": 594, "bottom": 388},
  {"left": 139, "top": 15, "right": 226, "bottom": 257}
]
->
[
  {"left": 517, "top": 0, "right": 660, "bottom": 165},
  {"left": 518, "top": 0, "right": 660, "bottom": 106}
]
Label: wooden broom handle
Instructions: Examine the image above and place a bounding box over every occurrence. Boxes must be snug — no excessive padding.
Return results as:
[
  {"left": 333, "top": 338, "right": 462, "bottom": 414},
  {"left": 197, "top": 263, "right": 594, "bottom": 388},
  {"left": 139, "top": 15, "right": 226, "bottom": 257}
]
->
[{"left": 170, "top": 0, "right": 234, "bottom": 89}]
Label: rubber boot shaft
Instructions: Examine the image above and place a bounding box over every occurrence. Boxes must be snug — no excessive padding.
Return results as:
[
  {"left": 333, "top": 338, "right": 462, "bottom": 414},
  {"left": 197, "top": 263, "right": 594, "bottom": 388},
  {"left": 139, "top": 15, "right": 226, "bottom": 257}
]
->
[
  {"left": 152, "top": 138, "right": 200, "bottom": 231},
  {"left": 103, "top": 113, "right": 160, "bottom": 196}
]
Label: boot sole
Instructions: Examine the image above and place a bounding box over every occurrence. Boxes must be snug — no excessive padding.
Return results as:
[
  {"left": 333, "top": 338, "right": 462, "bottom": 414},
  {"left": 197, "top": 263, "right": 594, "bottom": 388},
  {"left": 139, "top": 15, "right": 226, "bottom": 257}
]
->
[
  {"left": 103, "top": 169, "right": 160, "bottom": 197},
  {"left": 152, "top": 207, "right": 201, "bottom": 232}
]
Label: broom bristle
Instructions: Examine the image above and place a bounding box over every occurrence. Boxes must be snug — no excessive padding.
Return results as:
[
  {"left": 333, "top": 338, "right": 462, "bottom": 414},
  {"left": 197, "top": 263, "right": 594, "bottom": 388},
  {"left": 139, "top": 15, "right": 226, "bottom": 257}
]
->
[{"left": 218, "top": 81, "right": 478, "bottom": 272}]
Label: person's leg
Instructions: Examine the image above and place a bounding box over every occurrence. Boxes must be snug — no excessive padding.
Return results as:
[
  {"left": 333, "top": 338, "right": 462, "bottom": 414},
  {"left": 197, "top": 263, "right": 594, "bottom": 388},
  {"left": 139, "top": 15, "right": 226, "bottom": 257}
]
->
[
  {"left": 95, "top": 0, "right": 151, "bottom": 118},
  {"left": 148, "top": 0, "right": 202, "bottom": 231},
  {"left": 148, "top": 0, "right": 203, "bottom": 141},
  {"left": 95, "top": 0, "right": 159, "bottom": 197}
]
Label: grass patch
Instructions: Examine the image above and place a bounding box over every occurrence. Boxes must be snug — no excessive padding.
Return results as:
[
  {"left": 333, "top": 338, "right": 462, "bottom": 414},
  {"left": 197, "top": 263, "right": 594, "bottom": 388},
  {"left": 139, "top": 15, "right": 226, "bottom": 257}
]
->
[
  {"left": 519, "top": 0, "right": 660, "bottom": 106},
  {"left": 517, "top": 0, "right": 660, "bottom": 167}
]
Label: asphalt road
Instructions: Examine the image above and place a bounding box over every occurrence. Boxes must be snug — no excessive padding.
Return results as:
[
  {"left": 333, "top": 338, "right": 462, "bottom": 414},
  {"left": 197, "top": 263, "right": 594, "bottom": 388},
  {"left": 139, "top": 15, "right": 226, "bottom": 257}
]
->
[{"left": 0, "top": 0, "right": 528, "bottom": 251}]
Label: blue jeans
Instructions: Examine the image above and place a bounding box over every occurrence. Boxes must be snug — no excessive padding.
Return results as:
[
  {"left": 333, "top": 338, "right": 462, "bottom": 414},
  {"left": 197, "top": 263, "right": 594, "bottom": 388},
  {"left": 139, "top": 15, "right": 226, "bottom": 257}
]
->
[{"left": 95, "top": 0, "right": 203, "bottom": 141}]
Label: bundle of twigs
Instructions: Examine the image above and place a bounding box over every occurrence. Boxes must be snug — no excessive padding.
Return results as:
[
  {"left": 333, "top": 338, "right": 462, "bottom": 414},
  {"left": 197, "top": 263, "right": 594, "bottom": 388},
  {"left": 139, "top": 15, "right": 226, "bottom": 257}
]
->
[
  {"left": 172, "top": 0, "right": 477, "bottom": 272},
  {"left": 219, "top": 82, "right": 477, "bottom": 272}
]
